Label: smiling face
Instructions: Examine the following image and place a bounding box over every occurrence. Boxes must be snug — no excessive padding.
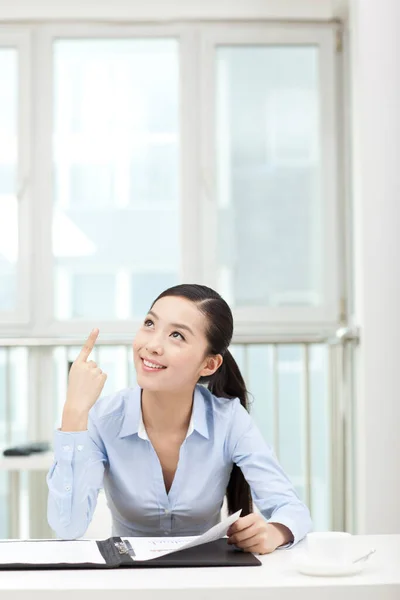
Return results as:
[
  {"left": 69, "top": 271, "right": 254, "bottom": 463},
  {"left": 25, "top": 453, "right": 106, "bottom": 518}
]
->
[{"left": 133, "top": 296, "right": 222, "bottom": 393}]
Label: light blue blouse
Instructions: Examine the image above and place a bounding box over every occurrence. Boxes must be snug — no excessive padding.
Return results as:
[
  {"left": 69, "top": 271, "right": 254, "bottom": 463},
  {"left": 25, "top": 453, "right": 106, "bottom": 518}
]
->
[{"left": 47, "top": 384, "right": 312, "bottom": 542}]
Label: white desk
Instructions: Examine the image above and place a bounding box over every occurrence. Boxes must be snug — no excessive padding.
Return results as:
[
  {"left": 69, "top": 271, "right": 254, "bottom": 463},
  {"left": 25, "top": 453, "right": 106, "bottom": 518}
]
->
[{"left": 0, "top": 535, "right": 399, "bottom": 600}]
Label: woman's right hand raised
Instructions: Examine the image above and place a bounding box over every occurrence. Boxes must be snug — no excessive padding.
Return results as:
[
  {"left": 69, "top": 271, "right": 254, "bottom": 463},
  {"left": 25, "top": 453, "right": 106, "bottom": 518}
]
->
[{"left": 61, "top": 329, "right": 107, "bottom": 431}]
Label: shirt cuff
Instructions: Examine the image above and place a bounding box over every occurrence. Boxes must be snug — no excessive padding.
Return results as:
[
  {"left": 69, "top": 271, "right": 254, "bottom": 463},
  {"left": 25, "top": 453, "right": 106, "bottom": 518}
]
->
[{"left": 53, "top": 429, "right": 92, "bottom": 463}]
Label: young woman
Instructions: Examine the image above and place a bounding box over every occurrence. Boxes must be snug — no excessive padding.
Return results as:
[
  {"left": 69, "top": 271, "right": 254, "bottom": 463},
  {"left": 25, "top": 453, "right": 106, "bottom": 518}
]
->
[{"left": 47, "top": 284, "right": 312, "bottom": 553}]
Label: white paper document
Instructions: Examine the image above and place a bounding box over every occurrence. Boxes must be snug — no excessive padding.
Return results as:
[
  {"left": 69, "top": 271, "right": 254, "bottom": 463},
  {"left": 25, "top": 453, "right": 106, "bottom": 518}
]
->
[
  {"left": 0, "top": 540, "right": 106, "bottom": 565},
  {"left": 124, "top": 509, "right": 242, "bottom": 561},
  {"left": 0, "top": 511, "right": 241, "bottom": 565}
]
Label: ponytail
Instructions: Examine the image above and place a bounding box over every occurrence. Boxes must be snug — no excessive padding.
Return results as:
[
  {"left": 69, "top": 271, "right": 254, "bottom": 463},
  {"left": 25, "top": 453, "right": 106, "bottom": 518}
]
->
[{"left": 208, "top": 350, "right": 253, "bottom": 516}]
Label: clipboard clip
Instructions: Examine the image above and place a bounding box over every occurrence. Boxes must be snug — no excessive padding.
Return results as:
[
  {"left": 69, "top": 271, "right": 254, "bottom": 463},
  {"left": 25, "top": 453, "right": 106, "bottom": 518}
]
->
[{"left": 114, "top": 540, "right": 135, "bottom": 557}]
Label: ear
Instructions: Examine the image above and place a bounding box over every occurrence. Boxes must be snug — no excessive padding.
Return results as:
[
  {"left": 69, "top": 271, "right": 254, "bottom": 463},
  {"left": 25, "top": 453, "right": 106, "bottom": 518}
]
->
[{"left": 199, "top": 354, "right": 223, "bottom": 378}]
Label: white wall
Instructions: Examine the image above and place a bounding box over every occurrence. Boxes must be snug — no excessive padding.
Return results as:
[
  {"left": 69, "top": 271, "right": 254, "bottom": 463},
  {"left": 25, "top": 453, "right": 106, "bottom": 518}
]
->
[{"left": 350, "top": 0, "right": 400, "bottom": 534}]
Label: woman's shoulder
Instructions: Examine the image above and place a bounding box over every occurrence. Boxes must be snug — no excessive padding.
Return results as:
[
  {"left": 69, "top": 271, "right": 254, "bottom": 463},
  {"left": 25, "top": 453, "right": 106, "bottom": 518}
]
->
[
  {"left": 197, "top": 387, "right": 253, "bottom": 447},
  {"left": 197, "top": 385, "right": 246, "bottom": 422}
]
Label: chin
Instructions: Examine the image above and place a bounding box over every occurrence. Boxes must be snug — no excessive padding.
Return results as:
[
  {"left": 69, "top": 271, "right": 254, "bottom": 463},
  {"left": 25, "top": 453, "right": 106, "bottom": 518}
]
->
[
  {"left": 135, "top": 373, "right": 165, "bottom": 392},
  {"left": 136, "top": 373, "right": 187, "bottom": 394}
]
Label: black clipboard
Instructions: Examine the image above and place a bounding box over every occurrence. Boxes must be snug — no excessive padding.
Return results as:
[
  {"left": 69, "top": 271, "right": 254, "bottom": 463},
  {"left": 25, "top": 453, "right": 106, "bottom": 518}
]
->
[{"left": 0, "top": 538, "right": 261, "bottom": 570}]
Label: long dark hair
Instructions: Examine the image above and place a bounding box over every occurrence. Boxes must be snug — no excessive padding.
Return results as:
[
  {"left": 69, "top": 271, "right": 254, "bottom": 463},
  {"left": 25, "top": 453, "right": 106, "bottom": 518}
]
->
[{"left": 152, "top": 283, "right": 252, "bottom": 516}]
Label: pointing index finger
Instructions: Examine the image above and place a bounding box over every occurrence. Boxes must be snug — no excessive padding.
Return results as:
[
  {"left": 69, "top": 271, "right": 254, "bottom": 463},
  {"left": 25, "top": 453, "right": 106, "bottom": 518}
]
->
[{"left": 77, "top": 328, "right": 99, "bottom": 362}]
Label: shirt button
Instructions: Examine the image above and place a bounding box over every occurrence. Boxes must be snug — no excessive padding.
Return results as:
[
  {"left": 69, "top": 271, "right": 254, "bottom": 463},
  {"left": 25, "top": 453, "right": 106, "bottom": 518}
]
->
[
  {"left": 62, "top": 445, "right": 70, "bottom": 451},
  {"left": 77, "top": 445, "right": 84, "bottom": 451},
  {"left": 65, "top": 485, "right": 71, "bottom": 492}
]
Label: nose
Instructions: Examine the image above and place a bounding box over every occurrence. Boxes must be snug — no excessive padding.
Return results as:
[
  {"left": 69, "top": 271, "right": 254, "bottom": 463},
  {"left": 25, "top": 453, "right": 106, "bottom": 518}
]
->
[{"left": 145, "top": 338, "right": 164, "bottom": 356}]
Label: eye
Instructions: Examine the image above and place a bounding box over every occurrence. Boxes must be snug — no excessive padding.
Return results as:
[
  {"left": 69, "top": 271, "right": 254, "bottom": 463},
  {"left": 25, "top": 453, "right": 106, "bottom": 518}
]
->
[
  {"left": 144, "top": 319, "right": 154, "bottom": 327},
  {"left": 171, "top": 331, "right": 185, "bottom": 341}
]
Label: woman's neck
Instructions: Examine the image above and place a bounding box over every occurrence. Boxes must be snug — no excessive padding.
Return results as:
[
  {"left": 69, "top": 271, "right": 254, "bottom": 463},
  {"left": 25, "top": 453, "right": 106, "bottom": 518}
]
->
[{"left": 141, "top": 387, "right": 194, "bottom": 435}]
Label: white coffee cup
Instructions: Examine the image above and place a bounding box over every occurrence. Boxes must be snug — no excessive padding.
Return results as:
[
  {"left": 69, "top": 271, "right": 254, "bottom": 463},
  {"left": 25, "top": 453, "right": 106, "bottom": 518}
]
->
[{"left": 305, "top": 532, "right": 353, "bottom": 564}]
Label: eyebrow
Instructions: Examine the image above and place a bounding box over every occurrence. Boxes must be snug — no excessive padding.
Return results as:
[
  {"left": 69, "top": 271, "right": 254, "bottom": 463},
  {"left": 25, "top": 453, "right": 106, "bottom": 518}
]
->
[{"left": 147, "top": 310, "right": 195, "bottom": 336}]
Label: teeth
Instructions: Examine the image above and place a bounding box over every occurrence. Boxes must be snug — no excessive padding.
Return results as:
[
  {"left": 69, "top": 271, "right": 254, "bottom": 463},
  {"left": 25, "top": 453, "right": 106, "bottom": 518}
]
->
[{"left": 143, "top": 359, "right": 165, "bottom": 369}]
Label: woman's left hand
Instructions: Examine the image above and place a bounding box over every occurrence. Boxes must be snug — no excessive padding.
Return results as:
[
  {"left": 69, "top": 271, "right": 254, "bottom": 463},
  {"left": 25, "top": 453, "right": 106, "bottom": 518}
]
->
[{"left": 227, "top": 513, "right": 293, "bottom": 554}]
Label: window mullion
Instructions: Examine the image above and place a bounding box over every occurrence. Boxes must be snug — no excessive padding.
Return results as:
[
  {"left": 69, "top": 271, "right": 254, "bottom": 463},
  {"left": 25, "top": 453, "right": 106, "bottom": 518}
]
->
[
  {"left": 30, "top": 27, "right": 54, "bottom": 336},
  {"left": 180, "top": 28, "right": 203, "bottom": 283}
]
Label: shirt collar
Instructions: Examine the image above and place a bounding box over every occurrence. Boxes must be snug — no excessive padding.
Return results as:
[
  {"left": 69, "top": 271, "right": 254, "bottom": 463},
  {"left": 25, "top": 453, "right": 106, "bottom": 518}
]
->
[{"left": 119, "top": 384, "right": 209, "bottom": 440}]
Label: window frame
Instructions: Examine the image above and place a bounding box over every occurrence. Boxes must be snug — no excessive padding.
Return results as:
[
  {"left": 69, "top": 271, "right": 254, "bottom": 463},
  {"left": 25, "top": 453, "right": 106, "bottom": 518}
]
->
[
  {"left": 0, "top": 22, "right": 343, "bottom": 339},
  {"left": 27, "top": 23, "right": 201, "bottom": 337},
  {"left": 199, "top": 25, "right": 341, "bottom": 337}
]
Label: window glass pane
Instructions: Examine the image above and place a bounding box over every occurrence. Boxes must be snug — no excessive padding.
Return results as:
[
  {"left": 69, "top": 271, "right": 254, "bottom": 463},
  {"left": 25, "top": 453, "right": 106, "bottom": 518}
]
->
[
  {"left": 71, "top": 273, "right": 116, "bottom": 319},
  {"left": 0, "top": 49, "right": 18, "bottom": 311},
  {"left": 216, "top": 46, "right": 321, "bottom": 308},
  {"left": 10, "top": 348, "right": 29, "bottom": 444},
  {"left": 243, "top": 342, "right": 330, "bottom": 528},
  {"left": 97, "top": 346, "right": 132, "bottom": 395},
  {"left": 0, "top": 345, "right": 29, "bottom": 539},
  {"left": 246, "top": 345, "right": 275, "bottom": 444},
  {"left": 53, "top": 39, "right": 180, "bottom": 320},
  {"left": 0, "top": 347, "right": 29, "bottom": 447},
  {"left": 131, "top": 271, "right": 178, "bottom": 318},
  {"left": 0, "top": 349, "right": 7, "bottom": 445},
  {"left": 276, "top": 345, "right": 305, "bottom": 499}
]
